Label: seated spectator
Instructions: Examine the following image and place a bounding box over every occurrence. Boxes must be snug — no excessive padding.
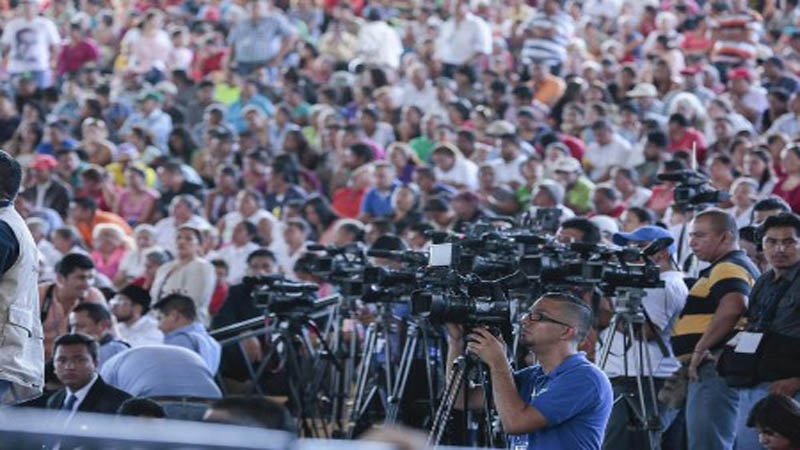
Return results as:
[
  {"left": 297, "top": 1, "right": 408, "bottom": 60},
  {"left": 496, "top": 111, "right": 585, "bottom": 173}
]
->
[
  {"left": 423, "top": 196, "right": 456, "bottom": 231},
  {"left": 70, "top": 197, "right": 133, "bottom": 248},
  {"left": 100, "top": 345, "right": 222, "bottom": 399},
  {"left": 773, "top": 145, "right": 800, "bottom": 213},
  {"left": 114, "top": 224, "right": 159, "bottom": 288},
  {"left": 89, "top": 223, "right": 131, "bottom": 279},
  {"left": 207, "top": 220, "right": 260, "bottom": 285},
  {"left": 69, "top": 303, "right": 129, "bottom": 367},
  {"left": 590, "top": 186, "right": 626, "bottom": 219},
  {"left": 48, "top": 333, "right": 132, "bottom": 414},
  {"left": 40, "top": 253, "right": 107, "bottom": 361},
  {"left": 21, "top": 154, "right": 71, "bottom": 218},
  {"left": 529, "top": 179, "right": 576, "bottom": 222},
  {"left": 414, "top": 166, "right": 457, "bottom": 205},
  {"left": 114, "top": 166, "right": 159, "bottom": 226},
  {"left": 302, "top": 195, "right": 342, "bottom": 245},
  {"left": 612, "top": 167, "right": 652, "bottom": 209},
  {"left": 131, "top": 248, "right": 171, "bottom": 292},
  {"left": 153, "top": 195, "right": 211, "bottom": 255},
  {"left": 430, "top": 143, "right": 478, "bottom": 190},
  {"left": 111, "top": 284, "right": 163, "bottom": 347},
  {"left": 332, "top": 164, "right": 374, "bottom": 219},
  {"left": 203, "top": 396, "right": 295, "bottom": 433},
  {"left": 552, "top": 156, "right": 595, "bottom": 216},
  {"left": 359, "top": 161, "right": 399, "bottom": 222},
  {"left": 391, "top": 184, "right": 423, "bottom": 236},
  {"left": 620, "top": 207, "right": 656, "bottom": 233},
  {"left": 150, "top": 225, "right": 216, "bottom": 326},
  {"left": 743, "top": 148, "right": 778, "bottom": 199},
  {"left": 264, "top": 166, "right": 306, "bottom": 220},
  {"left": 36, "top": 120, "right": 78, "bottom": 156},
  {"left": 279, "top": 219, "right": 310, "bottom": 280},
  {"left": 154, "top": 293, "right": 221, "bottom": 373},
  {"left": 727, "top": 177, "right": 759, "bottom": 228}
]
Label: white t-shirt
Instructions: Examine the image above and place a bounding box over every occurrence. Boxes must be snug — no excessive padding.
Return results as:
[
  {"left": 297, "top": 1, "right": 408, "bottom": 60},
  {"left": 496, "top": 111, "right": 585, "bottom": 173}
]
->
[
  {"left": 117, "top": 315, "right": 164, "bottom": 347},
  {"left": 0, "top": 16, "right": 60, "bottom": 73},
  {"left": 207, "top": 241, "right": 260, "bottom": 285},
  {"left": 490, "top": 154, "right": 527, "bottom": 186},
  {"left": 435, "top": 13, "right": 492, "bottom": 65},
  {"left": 434, "top": 158, "right": 479, "bottom": 190},
  {"left": 599, "top": 270, "right": 688, "bottom": 378},
  {"left": 584, "top": 134, "right": 634, "bottom": 181}
]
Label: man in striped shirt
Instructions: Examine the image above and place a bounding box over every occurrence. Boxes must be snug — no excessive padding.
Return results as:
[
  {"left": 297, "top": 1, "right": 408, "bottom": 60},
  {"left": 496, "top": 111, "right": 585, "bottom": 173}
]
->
[{"left": 520, "top": 0, "right": 574, "bottom": 75}]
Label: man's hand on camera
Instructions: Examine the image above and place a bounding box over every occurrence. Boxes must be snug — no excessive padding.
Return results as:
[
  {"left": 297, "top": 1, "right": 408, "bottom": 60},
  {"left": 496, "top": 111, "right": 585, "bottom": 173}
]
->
[{"left": 466, "top": 327, "right": 507, "bottom": 369}]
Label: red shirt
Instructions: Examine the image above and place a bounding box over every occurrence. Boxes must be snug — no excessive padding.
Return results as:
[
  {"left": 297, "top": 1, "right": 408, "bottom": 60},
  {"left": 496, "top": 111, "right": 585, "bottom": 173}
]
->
[
  {"left": 56, "top": 40, "right": 99, "bottom": 76},
  {"left": 332, "top": 186, "right": 368, "bottom": 218},
  {"left": 773, "top": 177, "right": 800, "bottom": 214},
  {"left": 558, "top": 133, "right": 586, "bottom": 161},
  {"left": 209, "top": 282, "right": 229, "bottom": 316},
  {"left": 668, "top": 127, "right": 707, "bottom": 164}
]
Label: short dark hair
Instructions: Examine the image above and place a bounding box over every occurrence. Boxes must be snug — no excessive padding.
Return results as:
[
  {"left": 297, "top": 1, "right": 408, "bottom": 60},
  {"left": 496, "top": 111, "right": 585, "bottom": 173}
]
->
[
  {"left": 625, "top": 207, "right": 655, "bottom": 225},
  {"left": 0, "top": 150, "right": 22, "bottom": 200},
  {"left": 247, "top": 247, "right": 276, "bottom": 264},
  {"left": 56, "top": 253, "right": 95, "bottom": 277},
  {"left": 72, "top": 196, "right": 98, "bottom": 212},
  {"left": 753, "top": 196, "right": 791, "bottom": 215},
  {"left": 285, "top": 218, "right": 309, "bottom": 234},
  {"left": 594, "top": 186, "right": 620, "bottom": 202},
  {"left": 539, "top": 292, "right": 594, "bottom": 342},
  {"left": 72, "top": 302, "right": 112, "bottom": 325},
  {"left": 53, "top": 333, "right": 98, "bottom": 363},
  {"left": 339, "top": 221, "right": 365, "bottom": 242},
  {"left": 349, "top": 143, "right": 374, "bottom": 164},
  {"left": 117, "top": 397, "right": 167, "bottom": 418},
  {"left": 695, "top": 209, "right": 739, "bottom": 240},
  {"left": 646, "top": 131, "right": 668, "bottom": 148},
  {"left": 154, "top": 293, "right": 197, "bottom": 321},
  {"left": 560, "top": 218, "right": 601, "bottom": 245},
  {"left": 760, "top": 212, "right": 800, "bottom": 238},
  {"left": 746, "top": 394, "right": 800, "bottom": 446},
  {"left": 210, "top": 258, "right": 229, "bottom": 272},
  {"left": 205, "top": 396, "right": 295, "bottom": 433},
  {"left": 367, "top": 217, "right": 395, "bottom": 236},
  {"left": 669, "top": 112, "right": 690, "bottom": 127}
]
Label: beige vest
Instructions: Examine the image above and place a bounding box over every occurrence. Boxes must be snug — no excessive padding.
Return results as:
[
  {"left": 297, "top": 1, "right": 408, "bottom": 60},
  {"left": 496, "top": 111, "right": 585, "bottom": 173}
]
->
[{"left": 0, "top": 204, "right": 44, "bottom": 404}]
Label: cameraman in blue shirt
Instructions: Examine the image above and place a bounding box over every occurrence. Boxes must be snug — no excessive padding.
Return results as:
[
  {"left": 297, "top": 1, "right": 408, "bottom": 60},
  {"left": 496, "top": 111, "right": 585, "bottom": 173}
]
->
[{"left": 447, "top": 292, "right": 613, "bottom": 450}]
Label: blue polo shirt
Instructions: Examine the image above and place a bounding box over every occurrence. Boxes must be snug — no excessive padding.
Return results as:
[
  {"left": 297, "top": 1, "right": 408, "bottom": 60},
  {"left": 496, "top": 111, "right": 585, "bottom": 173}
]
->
[
  {"left": 164, "top": 322, "right": 222, "bottom": 374},
  {"left": 360, "top": 182, "right": 399, "bottom": 218},
  {"left": 509, "top": 352, "right": 612, "bottom": 450}
]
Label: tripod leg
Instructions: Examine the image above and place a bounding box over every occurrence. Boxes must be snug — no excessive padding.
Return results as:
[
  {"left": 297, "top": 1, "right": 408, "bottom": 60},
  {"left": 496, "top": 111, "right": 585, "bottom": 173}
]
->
[
  {"left": 387, "top": 324, "right": 418, "bottom": 424},
  {"left": 428, "top": 356, "right": 467, "bottom": 447},
  {"left": 639, "top": 324, "right": 662, "bottom": 450},
  {"left": 598, "top": 316, "right": 619, "bottom": 369},
  {"left": 347, "top": 323, "right": 378, "bottom": 438}
]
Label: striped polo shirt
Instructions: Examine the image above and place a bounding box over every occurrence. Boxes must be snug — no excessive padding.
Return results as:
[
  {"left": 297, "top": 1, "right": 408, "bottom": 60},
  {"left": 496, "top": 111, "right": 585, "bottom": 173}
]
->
[
  {"left": 520, "top": 11, "right": 574, "bottom": 66},
  {"left": 672, "top": 250, "right": 760, "bottom": 358}
]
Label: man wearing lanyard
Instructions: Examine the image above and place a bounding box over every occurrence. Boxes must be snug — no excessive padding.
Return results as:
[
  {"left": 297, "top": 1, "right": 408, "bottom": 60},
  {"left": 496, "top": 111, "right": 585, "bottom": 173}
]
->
[
  {"left": 0, "top": 150, "right": 44, "bottom": 405},
  {"left": 732, "top": 213, "right": 800, "bottom": 448},
  {"left": 447, "top": 293, "right": 613, "bottom": 449}
]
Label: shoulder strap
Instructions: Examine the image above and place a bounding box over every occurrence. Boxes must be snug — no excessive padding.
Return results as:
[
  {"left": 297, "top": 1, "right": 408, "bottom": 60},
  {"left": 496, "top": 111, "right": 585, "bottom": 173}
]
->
[{"left": 40, "top": 284, "right": 56, "bottom": 324}]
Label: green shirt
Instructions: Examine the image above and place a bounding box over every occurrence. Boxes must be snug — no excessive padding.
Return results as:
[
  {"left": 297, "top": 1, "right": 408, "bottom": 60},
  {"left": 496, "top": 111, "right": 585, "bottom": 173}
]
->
[
  {"left": 567, "top": 176, "right": 595, "bottom": 215},
  {"left": 409, "top": 136, "right": 435, "bottom": 162}
]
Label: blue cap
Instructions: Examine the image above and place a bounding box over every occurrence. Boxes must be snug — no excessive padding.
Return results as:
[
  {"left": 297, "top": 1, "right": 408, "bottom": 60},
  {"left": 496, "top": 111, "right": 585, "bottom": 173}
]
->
[{"left": 612, "top": 226, "right": 676, "bottom": 255}]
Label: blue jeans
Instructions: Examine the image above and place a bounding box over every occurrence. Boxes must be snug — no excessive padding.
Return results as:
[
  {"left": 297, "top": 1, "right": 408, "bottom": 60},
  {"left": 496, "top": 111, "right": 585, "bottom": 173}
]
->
[
  {"left": 734, "top": 382, "right": 800, "bottom": 450},
  {"left": 686, "top": 361, "right": 739, "bottom": 450},
  {"left": 0, "top": 379, "right": 11, "bottom": 404}
]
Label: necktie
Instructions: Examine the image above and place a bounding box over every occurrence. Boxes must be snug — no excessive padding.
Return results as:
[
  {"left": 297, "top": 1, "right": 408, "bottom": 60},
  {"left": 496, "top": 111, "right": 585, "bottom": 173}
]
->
[{"left": 63, "top": 394, "right": 77, "bottom": 411}]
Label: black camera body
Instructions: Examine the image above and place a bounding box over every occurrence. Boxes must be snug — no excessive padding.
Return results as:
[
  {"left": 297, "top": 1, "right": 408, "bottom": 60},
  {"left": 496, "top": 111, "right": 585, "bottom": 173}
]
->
[
  {"left": 246, "top": 275, "right": 327, "bottom": 318},
  {"left": 657, "top": 169, "right": 730, "bottom": 210}
]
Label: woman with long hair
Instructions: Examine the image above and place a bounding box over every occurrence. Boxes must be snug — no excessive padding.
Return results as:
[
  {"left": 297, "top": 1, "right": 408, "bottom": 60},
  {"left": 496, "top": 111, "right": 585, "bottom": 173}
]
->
[
  {"left": 744, "top": 148, "right": 778, "bottom": 198},
  {"left": 773, "top": 145, "right": 800, "bottom": 213},
  {"left": 302, "top": 194, "right": 341, "bottom": 245},
  {"left": 387, "top": 142, "right": 422, "bottom": 184},
  {"left": 167, "top": 126, "right": 199, "bottom": 165},
  {"left": 114, "top": 166, "right": 159, "bottom": 225}
]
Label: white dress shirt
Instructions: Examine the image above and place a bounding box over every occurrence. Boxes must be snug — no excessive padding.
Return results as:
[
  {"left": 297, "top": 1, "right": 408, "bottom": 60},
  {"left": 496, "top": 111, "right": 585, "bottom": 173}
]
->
[
  {"left": 117, "top": 315, "right": 164, "bottom": 348},
  {"left": 207, "top": 241, "right": 260, "bottom": 284},
  {"left": 435, "top": 13, "right": 492, "bottom": 65}
]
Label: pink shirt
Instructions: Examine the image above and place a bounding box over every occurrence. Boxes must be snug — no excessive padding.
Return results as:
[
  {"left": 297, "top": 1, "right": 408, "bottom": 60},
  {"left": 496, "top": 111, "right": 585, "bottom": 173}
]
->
[{"left": 90, "top": 246, "right": 128, "bottom": 279}]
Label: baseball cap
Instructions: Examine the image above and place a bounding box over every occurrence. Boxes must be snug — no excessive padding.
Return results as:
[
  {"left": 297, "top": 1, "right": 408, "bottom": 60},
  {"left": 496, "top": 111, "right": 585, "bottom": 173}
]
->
[
  {"left": 554, "top": 156, "right": 582, "bottom": 173},
  {"left": 612, "top": 225, "right": 677, "bottom": 254},
  {"left": 627, "top": 83, "right": 658, "bottom": 98},
  {"left": 30, "top": 154, "right": 57, "bottom": 170},
  {"left": 485, "top": 120, "right": 516, "bottom": 136},
  {"left": 727, "top": 67, "right": 753, "bottom": 82},
  {"left": 137, "top": 90, "right": 164, "bottom": 103}
]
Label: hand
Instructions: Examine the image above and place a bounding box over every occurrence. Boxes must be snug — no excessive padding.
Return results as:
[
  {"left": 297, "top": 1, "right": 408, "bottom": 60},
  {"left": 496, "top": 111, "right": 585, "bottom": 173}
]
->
[
  {"left": 466, "top": 327, "right": 507, "bottom": 369},
  {"left": 688, "top": 350, "right": 707, "bottom": 382},
  {"left": 769, "top": 377, "right": 800, "bottom": 397}
]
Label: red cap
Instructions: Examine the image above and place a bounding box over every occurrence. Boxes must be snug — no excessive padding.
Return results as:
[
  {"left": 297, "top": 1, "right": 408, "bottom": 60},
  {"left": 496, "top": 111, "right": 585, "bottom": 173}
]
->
[
  {"left": 680, "top": 65, "right": 702, "bottom": 75},
  {"left": 30, "top": 154, "right": 57, "bottom": 170},
  {"left": 728, "top": 67, "right": 753, "bottom": 82}
]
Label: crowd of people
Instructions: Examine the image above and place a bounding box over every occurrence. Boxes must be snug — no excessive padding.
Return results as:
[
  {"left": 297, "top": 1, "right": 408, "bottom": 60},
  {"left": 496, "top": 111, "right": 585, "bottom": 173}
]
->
[{"left": 0, "top": 0, "right": 799, "bottom": 448}]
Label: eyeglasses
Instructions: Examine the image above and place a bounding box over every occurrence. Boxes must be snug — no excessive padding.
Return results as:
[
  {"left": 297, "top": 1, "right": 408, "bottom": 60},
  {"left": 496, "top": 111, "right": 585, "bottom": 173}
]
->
[{"left": 521, "top": 311, "right": 574, "bottom": 328}]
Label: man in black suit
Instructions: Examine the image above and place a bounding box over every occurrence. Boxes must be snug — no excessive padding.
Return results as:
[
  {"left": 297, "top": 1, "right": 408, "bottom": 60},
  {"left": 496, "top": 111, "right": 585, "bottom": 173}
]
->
[{"left": 47, "top": 333, "right": 131, "bottom": 414}]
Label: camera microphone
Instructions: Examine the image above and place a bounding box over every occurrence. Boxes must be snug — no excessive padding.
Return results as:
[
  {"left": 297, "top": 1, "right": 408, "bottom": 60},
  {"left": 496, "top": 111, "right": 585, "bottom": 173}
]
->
[{"left": 642, "top": 237, "right": 674, "bottom": 256}]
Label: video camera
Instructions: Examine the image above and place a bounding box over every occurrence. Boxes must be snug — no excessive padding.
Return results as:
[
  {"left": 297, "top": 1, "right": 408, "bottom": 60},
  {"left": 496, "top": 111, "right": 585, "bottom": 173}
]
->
[
  {"left": 245, "top": 275, "right": 336, "bottom": 318},
  {"left": 657, "top": 169, "right": 730, "bottom": 210},
  {"left": 305, "top": 243, "right": 368, "bottom": 296}
]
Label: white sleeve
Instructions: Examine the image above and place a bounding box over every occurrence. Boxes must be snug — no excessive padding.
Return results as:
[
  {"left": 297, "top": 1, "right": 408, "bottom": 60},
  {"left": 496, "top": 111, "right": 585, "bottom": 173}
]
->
[
  {"left": 0, "top": 21, "right": 14, "bottom": 47},
  {"left": 46, "top": 19, "right": 61, "bottom": 46}
]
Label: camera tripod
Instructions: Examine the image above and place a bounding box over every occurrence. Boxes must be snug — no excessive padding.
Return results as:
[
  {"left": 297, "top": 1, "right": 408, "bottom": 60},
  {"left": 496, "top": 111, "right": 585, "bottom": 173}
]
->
[
  {"left": 346, "top": 303, "right": 398, "bottom": 438},
  {"left": 598, "top": 287, "right": 668, "bottom": 450},
  {"left": 428, "top": 350, "right": 501, "bottom": 448},
  {"left": 384, "top": 318, "right": 441, "bottom": 425}
]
